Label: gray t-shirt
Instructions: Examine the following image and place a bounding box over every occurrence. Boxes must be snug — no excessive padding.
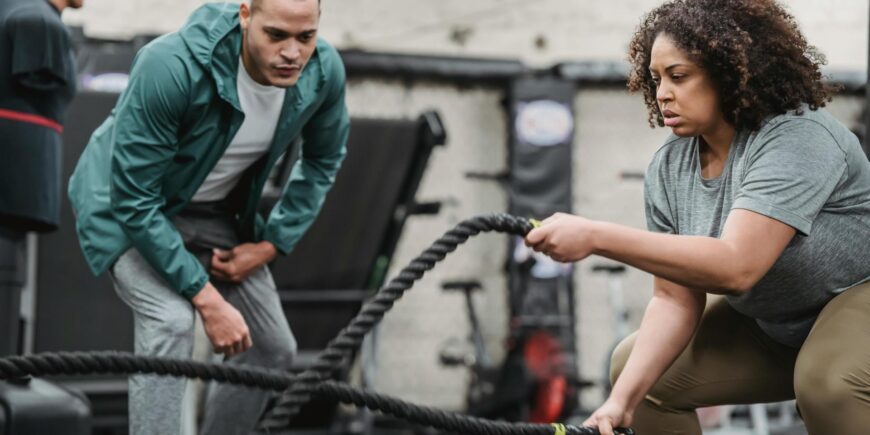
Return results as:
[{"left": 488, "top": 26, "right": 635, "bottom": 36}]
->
[{"left": 644, "top": 106, "right": 870, "bottom": 348}]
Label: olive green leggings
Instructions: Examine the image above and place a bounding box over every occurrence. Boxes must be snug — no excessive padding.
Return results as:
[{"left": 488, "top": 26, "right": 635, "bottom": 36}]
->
[{"left": 610, "top": 281, "right": 870, "bottom": 435}]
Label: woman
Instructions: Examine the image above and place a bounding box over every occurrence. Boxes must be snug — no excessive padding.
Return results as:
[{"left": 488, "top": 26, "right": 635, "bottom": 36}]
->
[{"left": 525, "top": 1, "right": 870, "bottom": 434}]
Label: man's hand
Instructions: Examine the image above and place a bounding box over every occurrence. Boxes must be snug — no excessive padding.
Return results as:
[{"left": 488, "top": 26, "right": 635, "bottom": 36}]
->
[
  {"left": 210, "top": 241, "right": 278, "bottom": 283},
  {"left": 524, "top": 212, "right": 601, "bottom": 263},
  {"left": 191, "top": 282, "right": 252, "bottom": 357}
]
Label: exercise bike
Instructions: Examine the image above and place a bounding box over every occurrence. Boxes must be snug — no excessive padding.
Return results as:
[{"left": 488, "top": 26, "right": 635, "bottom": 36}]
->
[{"left": 437, "top": 279, "right": 588, "bottom": 424}]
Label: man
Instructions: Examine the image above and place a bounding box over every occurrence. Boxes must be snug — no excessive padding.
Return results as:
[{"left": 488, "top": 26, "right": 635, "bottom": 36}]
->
[
  {"left": 68, "top": 0, "right": 349, "bottom": 433},
  {"left": 0, "top": 0, "right": 82, "bottom": 356}
]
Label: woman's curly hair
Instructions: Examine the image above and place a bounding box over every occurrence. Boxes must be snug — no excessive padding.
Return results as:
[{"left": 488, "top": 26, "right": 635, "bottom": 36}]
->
[{"left": 627, "top": 0, "right": 839, "bottom": 131}]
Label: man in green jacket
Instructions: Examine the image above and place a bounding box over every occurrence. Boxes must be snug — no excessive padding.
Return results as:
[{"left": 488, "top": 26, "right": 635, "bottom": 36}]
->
[{"left": 68, "top": 0, "right": 349, "bottom": 433}]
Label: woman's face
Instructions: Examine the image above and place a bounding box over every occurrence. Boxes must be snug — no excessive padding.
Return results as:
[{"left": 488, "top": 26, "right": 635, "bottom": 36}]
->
[{"left": 649, "top": 33, "right": 726, "bottom": 138}]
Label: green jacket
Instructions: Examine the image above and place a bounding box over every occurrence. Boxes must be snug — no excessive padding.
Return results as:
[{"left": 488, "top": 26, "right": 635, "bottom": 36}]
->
[{"left": 68, "top": 3, "right": 349, "bottom": 298}]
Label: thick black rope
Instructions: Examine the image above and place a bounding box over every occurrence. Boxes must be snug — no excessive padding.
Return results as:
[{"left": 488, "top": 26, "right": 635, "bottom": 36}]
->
[
  {"left": 258, "top": 213, "right": 535, "bottom": 429},
  {"left": 0, "top": 213, "right": 634, "bottom": 435},
  {"left": 0, "top": 352, "right": 631, "bottom": 434}
]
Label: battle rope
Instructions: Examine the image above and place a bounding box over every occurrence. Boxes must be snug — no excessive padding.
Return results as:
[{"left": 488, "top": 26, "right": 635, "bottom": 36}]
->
[
  {"left": 258, "top": 213, "right": 535, "bottom": 429},
  {"left": 0, "top": 214, "right": 633, "bottom": 435},
  {"left": 0, "top": 351, "right": 631, "bottom": 435}
]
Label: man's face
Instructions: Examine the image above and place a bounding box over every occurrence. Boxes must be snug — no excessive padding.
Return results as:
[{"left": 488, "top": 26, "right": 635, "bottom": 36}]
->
[{"left": 240, "top": 0, "right": 320, "bottom": 88}]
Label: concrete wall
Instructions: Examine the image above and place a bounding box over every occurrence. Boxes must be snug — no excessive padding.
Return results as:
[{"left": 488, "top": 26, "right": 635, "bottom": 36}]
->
[
  {"left": 61, "top": 0, "right": 868, "bottom": 413},
  {"left": 342, "top": 80, "right": 511, "bottom": 408},
  {"left": 65, "top": 0, "right": 868, "bottom": 72}
]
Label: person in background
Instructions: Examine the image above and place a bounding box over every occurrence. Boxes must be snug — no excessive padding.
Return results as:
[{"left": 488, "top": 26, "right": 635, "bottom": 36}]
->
[
  {"left": 0, "top": 0, "right": 83, "bottom": 357},
  {"left": 68, "top": 0, "right": 349, "bottom": 433}
]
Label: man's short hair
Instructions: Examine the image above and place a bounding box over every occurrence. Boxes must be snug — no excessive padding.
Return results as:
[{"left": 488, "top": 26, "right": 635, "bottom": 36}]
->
[{"left": 251, "top": 0, "right": 320, "bottom": 13}]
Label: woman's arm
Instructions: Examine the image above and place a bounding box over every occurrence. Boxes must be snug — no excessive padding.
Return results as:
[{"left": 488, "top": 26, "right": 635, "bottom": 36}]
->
[
  {"left": 526, "top": 209, "right": 796, "bottom": 295},
  {"left": 610, "top": 278, "right": 705, "bottom": 409},
  {"left": 583, "top": 278, "right": 705, "bottom": 434}
]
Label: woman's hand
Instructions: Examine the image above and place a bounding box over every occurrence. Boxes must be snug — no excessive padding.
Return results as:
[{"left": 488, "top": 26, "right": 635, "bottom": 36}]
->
[
  {"left": 582, "top": 398, "right": 634, "bottom": 435},
  {"left": 524, "top": 213, "right": 600, "bottom": 262}
]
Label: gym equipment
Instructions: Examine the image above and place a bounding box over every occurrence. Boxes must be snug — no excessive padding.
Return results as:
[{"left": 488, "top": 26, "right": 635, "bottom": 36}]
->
[
  {"left": 438, "top": 280, "right": 508, "bottom": 418},
  {"left": 257, "top": 111, "right": 447, "bottom": 430},
  {"left": 459, "top": 75, "right": 586, "bottom": 423},
  {"left": 0, "top": 377, "right": 90, "bottom": 435},
  {"left": 1, "top": 214, "right": 633, "bottom": 435},
  {"left": 438, "top": 279, "right": 574, "bottom": 424},
  {"left": 590, "top": 263, "right": 629, "bottom": 394}
]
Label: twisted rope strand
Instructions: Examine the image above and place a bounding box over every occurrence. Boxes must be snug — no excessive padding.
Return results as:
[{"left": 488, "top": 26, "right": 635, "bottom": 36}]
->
[
  {"left": 258, "top": 214, "right": 532, "bottom": 429},
  {"left": 0, "top": 214, "right": 634, "bottom": 435},
  {"left": 0, "top": 352, "right": 631, "bottom": 434}
]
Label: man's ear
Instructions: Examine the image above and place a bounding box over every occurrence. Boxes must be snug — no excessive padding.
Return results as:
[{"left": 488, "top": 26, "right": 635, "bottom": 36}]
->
[{"left": 239, "top": 2, "right": 251, "bottom": 31}]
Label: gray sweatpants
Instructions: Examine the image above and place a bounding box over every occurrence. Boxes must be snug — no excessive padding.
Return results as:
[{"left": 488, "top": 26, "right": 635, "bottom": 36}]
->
[{"left": 110, "top": 207, "right": 297, "bottom": 435}]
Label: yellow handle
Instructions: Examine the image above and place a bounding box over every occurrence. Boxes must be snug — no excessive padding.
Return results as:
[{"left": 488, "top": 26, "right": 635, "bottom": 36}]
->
[
  {"left": 551, "top": 423, "right": 566, "bottom": 435},
  {"left": 530, "top": 218, "right": 543, "bottom": 229}
]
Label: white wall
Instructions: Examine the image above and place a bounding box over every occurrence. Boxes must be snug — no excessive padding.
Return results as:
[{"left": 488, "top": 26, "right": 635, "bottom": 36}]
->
[
  {"left": 61, "top": 0, "right": 868, "bottom": 413},
  {"left": 65, "top": 0, "right": 868, "bottom": 72},
  {"left": 342, "top": 80, "right": 511, "bottom": 408}
]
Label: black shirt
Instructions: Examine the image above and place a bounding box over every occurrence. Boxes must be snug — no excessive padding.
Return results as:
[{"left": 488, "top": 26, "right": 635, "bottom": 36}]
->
[{"left": 0, "top": 0, "right": 76, "bottom": 232}]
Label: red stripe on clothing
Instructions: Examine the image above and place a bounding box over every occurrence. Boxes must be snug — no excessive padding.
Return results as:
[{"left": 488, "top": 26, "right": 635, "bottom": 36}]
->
[{"left": 0, "top": 108, "right": 63, "bottom": 134}]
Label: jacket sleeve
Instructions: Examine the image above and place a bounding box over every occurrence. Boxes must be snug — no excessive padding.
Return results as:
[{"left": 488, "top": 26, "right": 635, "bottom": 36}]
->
[
  {"left": 7, "top": 7, "right": 71, "bottom": 91},
  {"left": 109, "top": 48, "right": 209, "bottom": 299},
  {"left": 261, "top": 51, "right": 350, "bottom": 255}
]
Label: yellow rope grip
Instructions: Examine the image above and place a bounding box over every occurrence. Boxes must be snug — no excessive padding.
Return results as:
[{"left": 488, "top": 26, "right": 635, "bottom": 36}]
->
[
  {"left": 551, "top": 423, "right": 567, "bottom": 435},
  {"left": 530, "top": 218, "right": 543, "bottom": 228}
]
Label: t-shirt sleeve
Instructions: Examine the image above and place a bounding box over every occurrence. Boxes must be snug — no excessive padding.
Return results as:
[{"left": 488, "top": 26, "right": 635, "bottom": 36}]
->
[
  {"left": 644, "top": 151, "right": 677, "bottom": 234},
  {"left": 732, "top": 118, "right": 847, "bottom": 236},
  {"left": 7, "top": 8, "right": 71, "bottom": 90}
]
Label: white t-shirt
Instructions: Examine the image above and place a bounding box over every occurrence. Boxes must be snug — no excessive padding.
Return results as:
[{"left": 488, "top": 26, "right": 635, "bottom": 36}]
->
[{"left": 192, "top": 58, "right": 286, "bottom": 202}]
